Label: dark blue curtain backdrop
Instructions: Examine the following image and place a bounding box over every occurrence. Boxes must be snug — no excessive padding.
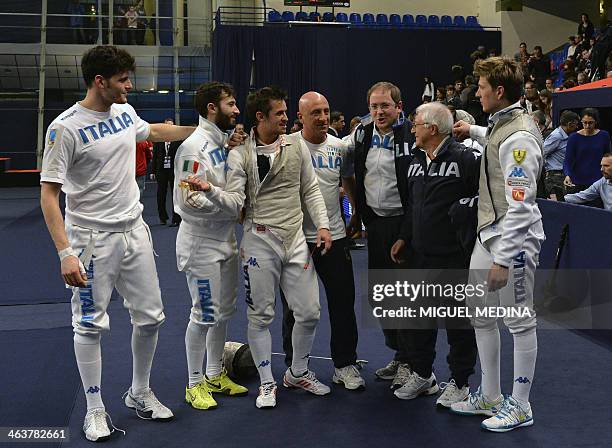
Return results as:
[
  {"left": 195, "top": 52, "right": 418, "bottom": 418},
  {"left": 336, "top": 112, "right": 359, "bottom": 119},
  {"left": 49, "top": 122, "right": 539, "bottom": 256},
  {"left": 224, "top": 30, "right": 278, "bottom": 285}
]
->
[{"left": 212, "top": 25, "right": 501, "bottom": 126}]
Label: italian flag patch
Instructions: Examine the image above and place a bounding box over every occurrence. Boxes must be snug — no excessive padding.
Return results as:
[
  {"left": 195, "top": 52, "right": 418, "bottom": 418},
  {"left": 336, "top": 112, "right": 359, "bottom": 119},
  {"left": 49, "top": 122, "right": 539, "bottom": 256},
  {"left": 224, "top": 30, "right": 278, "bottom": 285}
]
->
[{"left": 182, "top": 160, "right": 199, "bottom": 174}]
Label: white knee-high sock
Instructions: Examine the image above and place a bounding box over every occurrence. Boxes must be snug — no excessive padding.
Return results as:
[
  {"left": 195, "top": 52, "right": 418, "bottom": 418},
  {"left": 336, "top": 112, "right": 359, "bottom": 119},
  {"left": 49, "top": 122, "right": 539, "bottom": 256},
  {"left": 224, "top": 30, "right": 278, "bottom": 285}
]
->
[
  {"left": 475, "top": 326, "right": 502, "bottom": 400},
  {"left": 512, "top": 329, "right": 537, "bottom": 404},
  {"left": 74, "top": 333, "right": 105, "bottom": 411},
  {"left": 131, "top": 325, "right": 159, "bottom": 395},
  {"left": 291, "top": 323, "right": 316, "bottom": 377},
  {"left": 247, "top": 325, "right": 274, "bottom": 384},
  {"left": 185, "top": 321, "right": 208, "bottom": 388},
  {"left": 206, "top": 320, "right": 227, "bottom": 378}
]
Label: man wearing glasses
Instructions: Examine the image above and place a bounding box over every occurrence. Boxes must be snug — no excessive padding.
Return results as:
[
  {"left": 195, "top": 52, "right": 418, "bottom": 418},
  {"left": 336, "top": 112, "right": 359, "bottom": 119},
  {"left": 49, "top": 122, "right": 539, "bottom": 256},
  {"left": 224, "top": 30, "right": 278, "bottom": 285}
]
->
[{"left": 346, "top": 81, "right": 415, "bottom": 391}]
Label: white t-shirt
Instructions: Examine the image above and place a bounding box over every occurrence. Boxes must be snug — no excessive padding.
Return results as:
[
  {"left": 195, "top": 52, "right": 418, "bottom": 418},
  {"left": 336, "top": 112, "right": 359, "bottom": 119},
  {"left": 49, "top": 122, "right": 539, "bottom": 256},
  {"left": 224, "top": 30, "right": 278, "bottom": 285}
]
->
[
  {"left": 40, "top": 102, "right": 150, "bottom": 231},
  {"left": 296, "top": 132, "right": 347, "bottom": 242}
]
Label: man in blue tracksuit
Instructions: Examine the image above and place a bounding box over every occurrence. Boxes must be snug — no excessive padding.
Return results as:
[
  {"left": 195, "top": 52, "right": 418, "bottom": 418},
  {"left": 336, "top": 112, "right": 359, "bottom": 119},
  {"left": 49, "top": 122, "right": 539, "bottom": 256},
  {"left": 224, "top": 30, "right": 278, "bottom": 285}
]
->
[{"left": 390, "top": 102, "right": 480, "bottom": 406}]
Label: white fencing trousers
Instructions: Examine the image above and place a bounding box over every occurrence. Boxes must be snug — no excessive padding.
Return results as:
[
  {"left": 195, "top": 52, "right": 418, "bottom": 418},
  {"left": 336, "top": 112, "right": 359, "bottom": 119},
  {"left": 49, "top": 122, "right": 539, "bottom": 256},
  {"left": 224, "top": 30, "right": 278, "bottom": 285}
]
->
[
  {"left": 468, "top": 229, "right": 543, "bottom": 334},
  {"left": 241, "top": 228, "right": 320, "bottom": 329},
  {"left": 176, "top": 225, "right": 238, "bottom": 326},
  {"left": 67, "top": 221, "right": 165, "bottom": 336}
]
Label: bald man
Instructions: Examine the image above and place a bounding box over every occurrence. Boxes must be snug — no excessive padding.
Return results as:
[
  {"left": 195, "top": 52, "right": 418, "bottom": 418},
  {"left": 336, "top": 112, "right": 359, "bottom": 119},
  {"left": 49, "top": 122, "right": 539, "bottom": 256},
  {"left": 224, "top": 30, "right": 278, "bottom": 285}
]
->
[{"left": 281, "top": 92, "right": 365, "bottom": 390}]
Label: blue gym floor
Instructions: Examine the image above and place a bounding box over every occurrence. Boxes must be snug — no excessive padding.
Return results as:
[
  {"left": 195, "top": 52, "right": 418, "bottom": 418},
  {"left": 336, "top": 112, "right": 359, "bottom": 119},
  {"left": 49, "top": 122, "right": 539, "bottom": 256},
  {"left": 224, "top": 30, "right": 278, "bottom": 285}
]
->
[{"left": 1, "top": 185, "right": 609, "bottom": 448}]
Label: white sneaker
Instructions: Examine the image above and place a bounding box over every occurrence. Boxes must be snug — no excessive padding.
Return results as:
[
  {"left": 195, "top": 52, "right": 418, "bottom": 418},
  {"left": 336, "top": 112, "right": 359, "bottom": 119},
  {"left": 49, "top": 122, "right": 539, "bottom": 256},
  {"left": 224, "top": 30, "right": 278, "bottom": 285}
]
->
[
  {"left": 83, "top": 409, "right": 111, "bottom": 442},
  {"left": 450, "top": 386, "right": 503, "bottom": 417},
  {"left": 375, "top": 360, "right": 400, "bottom": 380},
  {"left": 481, "top": 396, "right": 534, "bottom": 432},
  {"left": 256, "top": 382, "right": 277, "bottom": 409},
  {"left": 123, "top": 388, "right": 174, "bottom": 421},
  {"left": 391, "top": 363, "right": 412, "bottom": 390},
  {"left": 436, "top": 379, "right": 469, "bottom": 408},
  {"left": 333, "top": 365, "right": 366, "bottom": 390},
  {"left": 283, "top": 368, "right": 331, "bottom": 395},
  {"left": 394, "top": 371, "right": 439, "bottom": 400}
]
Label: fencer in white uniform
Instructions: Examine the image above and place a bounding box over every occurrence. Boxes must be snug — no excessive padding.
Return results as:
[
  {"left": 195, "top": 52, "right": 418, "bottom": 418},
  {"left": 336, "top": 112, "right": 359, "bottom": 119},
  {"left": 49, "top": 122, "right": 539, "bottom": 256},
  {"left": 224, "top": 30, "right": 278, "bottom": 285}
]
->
[
  {"left": 40, "top": 46, "right": 195, "bottom": 442},
  {"left": 173, "top": 82, "right": 248, "bottom": 410}
]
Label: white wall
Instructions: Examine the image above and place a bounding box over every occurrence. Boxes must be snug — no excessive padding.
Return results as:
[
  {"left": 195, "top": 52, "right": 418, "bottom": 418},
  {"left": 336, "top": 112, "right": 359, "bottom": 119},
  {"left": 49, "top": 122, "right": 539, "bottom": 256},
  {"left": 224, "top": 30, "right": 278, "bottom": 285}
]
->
[{"left": 501, "top": 6, "right": 578, "bottom": 56}]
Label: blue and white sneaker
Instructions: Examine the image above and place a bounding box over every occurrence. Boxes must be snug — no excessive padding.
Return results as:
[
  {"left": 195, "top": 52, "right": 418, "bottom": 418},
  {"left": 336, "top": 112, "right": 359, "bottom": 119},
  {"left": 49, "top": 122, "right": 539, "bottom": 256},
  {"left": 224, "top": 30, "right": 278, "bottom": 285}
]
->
[
  {"left": 481, "top": 396, "right": 534, "bottom": 432},
  {"left": 450, "top": 386, "right": 503, "bottom": 417}
]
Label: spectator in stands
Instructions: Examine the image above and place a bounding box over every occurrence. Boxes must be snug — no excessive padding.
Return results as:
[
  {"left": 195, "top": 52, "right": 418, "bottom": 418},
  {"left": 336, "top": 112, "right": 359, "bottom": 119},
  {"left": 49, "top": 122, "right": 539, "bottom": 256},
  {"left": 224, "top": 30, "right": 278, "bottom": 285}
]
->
[
  {"left": 234, "top": 123, "right": 245, "bottom": 135},
  {"left": 136, "top": 1, "right": 148, "bottom": 45},
  {"left": 454, "top": 80, "right": 465, "bottom": 99},
  {"left": 152, "top": 118, "right": 182, "bottom": 226},
  {"left": 136, "top": 139, "right": 153, "bottom": 199},
  {"left": 435, "top": 86, "right": 447, "bottom": 103},
  {"left": 125, "top": 6, "right": 139, "bottom": 45},
  {"left": 67, "top": 0, "right": 87, "bottom": 44},
  {"left": 522, "top": 80, "right": 540, "bottom": 113},
  {"left": 531, "top": 110, "right": 551, "bottom": 140},
  {"left": 577, "top": 49, "right": 592, "bottom": 77},
  {"left": 543, "top": 110, "right": 580, "bottom": 198},
  {"left": 578, "top": 13, "right": 595, "bottom": 42},
  {"left": 514, "top": 42, "right": 529, "bottom": 64},
  {"left": 445, "top": 84, "right": 462, "bottom": 109},
  {"left": 528, "top": 45, "right": 551, "bottom": 90},
  {"left": 290, "top": 118, "right": 303, "bottom": 133},
  {"left": 422, "top": 76, "right": 435, "bottom": 103},
  {"left": 562, "top": 78, "right": 577, "bottom": 89},
  {"left": 345, "top": 116, "right": 361, "bottom": 137},
  {"left": 329, "top": 111, "right": 345, "bottom": 138},
  {"left": 567, "top": 36, "right": 578, "bottom": 59},
  {"left": 545, "top": 78, "right": 554, "bottom": 92},
  {"left": 538, "top": 89, "right": 553, "bottom": 128},
  {"left": 563, "top": 153, "right": 612, "bottom": 210},
  {"left": 488, "top": 49, "right": 498, "bottom": 57},
  {"left": 564, "top": 108, "right": 612, "bottom": 195},
  {"left": 577, "top": 71, "right": 588, "bottom": 85}
]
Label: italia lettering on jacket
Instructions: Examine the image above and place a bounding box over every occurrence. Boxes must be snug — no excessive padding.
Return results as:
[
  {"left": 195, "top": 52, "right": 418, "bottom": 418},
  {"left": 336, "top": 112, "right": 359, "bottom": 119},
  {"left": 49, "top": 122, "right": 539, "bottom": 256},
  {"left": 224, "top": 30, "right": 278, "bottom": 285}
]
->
[
  {"left": 77, "top": 112, "right": 134, "bottom": 144},
  {"left": 406, "top": 161, "right": 461, "bottom": 178}
]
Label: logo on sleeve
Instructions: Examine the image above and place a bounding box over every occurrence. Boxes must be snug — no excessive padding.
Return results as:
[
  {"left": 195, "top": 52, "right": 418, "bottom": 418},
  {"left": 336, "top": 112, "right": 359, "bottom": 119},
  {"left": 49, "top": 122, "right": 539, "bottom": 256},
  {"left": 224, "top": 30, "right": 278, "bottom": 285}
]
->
[
  {"left": 511, "top": 188, "right": 525, "bottom": 201},
  {"left": 513, "top": 149, "right": 527, "bottom": 164},
  {"left": 47, "top": 128, "right": 58, "bottom": 148},
  {"left": 508, "top": 167, "right": 527, "bottom": 178}
]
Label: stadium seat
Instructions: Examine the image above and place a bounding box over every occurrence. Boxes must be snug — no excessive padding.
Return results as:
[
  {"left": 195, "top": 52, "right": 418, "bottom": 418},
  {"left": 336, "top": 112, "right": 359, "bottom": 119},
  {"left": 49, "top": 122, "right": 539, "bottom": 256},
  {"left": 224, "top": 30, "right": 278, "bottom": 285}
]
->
[
  {"left": 466, "top": 15, "right": 479, "bottom": 27},
  {"left": 453, "top": 16, "right": 466, "bottom": 28},
  {"left": 268, "top": 10, "right": 282, "bottom": 23},
  {"left": 336, "top": 12, "right": 349, "bottom": 23},
  {"left": 390, "top": 14, "right": 402, "bottom": 27},
  {"left": 281, "top": 11, "right": 294, "bottom": 22},
  {"left": 415, "top": 15, "right": 427, "bottom": 27},
  {"left": 309, "top": 12, "right": 321, "bottom": 22},
  {"left": 402, "top": 14, "right": 415, "bottom": 27},
  {"left": 427, "top": 15, "right": 440, "bottom": 27},
  {"left": 322, "top": 12, "right": 334, "bottom": 22},
  {"left": 363, "top": 13, "right": 375, "bottom": 26},
  {"left": 441, "top": 15, "right": 453, "bottom": 27},
  {"left": 376, "top": 14, "right": 389, "bottom": 26},
  {"left": 296, "top": 11, "right": 308, "bottom": 21},
  {"left": 349, "top": 13, "right": 362, "bottom": 25}
]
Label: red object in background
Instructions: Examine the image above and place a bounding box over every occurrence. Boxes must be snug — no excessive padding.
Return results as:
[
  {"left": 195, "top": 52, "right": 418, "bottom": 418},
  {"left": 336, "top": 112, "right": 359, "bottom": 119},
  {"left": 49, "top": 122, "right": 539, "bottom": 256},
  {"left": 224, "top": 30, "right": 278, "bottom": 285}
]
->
[
  {"left": 564, "top": 78, "right": 612, "bottom": 91},
  {"left": 136, "top": 140, "right": 153, "bottom": 177}
]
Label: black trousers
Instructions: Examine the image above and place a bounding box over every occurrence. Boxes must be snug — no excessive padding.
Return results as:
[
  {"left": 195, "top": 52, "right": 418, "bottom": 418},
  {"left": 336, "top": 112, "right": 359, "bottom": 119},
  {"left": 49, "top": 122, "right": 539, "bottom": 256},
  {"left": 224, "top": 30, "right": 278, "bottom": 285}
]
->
[
  {"left": 404, "top": 250, "right": 477, "bottom": 387},
  {"left": 156, "top": 169, "right": 181, "bottom": 224},
  {"left": 366, "top": 215, "right": 412, "bottom": 364},
  {"left": 281, "top": 237, "right": 358, "bottom": 368}
]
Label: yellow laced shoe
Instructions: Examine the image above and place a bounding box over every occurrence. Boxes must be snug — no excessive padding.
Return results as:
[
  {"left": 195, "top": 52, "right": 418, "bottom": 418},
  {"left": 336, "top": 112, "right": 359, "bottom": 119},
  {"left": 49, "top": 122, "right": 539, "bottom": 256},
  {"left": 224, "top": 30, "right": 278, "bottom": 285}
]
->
[
  {"left": 185, "top": 383, "right": 218, "bottom": 410},
  {"left": 205, "top": 369, "right": 249, "bottom": 396}
]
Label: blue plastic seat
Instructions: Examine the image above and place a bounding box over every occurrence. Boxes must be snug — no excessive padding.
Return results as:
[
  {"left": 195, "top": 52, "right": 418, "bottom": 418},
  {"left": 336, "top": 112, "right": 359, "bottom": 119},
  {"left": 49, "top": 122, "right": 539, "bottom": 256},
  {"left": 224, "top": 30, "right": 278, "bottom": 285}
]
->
[
  {"left": 453, "top": 16, "right": 465, "bottom": 28},
  {"left": 349, "top": 13, "right": 361, "bottom": 25},
  {"left": 441, "top": 15, "right": 453, "bottom": 27},
  {"left": 295, "top": 11, "right": 308, "bottom": 21},
  {"left": 390, "top": 14, "right": 402, "bottom": 27},
  {"left": 415, "top": 14, "right": 427, "bottom": 27},
  {"left": 336, "top": 12, "right": 349, "bottom": 23},
  {"left": 402, "top": 14, "right": 415, "bottom": 27},
  {"left": 322, "top": 12, "right": 334, "bottom": 22},
  {"left": 281, "top": 11, "right": 294, "bottom": 22},
  {"left": 427, "top": 15, "right": 440, "bottom": 27},
  {"left": 376, "top": 14, "right": 389, "bottom": 26},
  {"left": 309, "top": 12, "right": 321, "bottom": 22},
  {"left": 466, "top": 15, "right": 479, "bottom": 27},
  {"left": 268, "top": 10, "right": 282, "bottom": 23},
  {"left": 363, "top": 13, "right": 375, "bottom": 26}
]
